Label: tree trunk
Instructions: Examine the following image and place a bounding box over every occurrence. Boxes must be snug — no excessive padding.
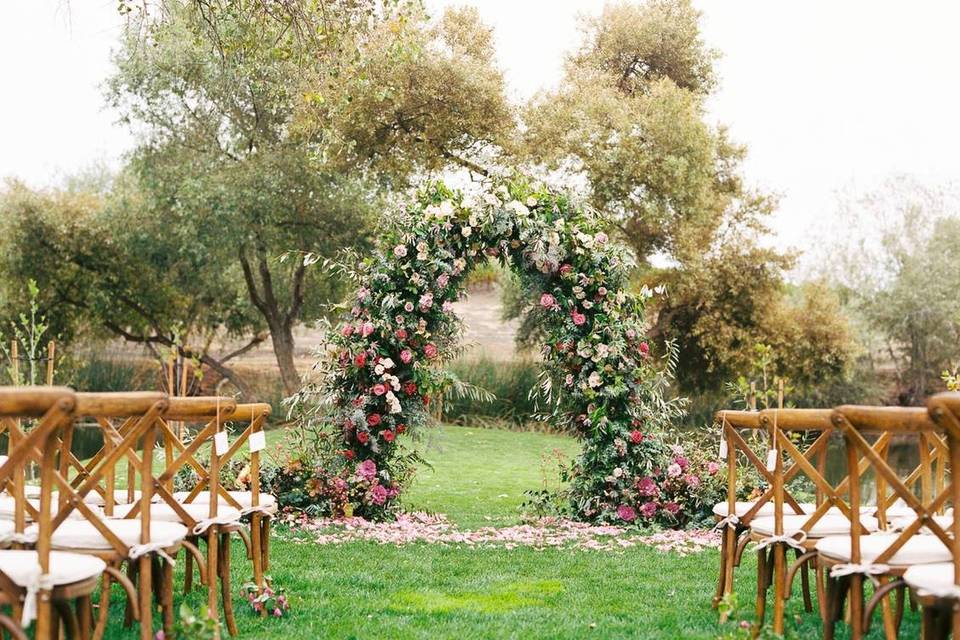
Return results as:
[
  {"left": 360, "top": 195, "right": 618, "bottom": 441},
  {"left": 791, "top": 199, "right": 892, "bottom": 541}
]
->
[{"left": 269, "top": 320, "right": 300, "bottom": 396}]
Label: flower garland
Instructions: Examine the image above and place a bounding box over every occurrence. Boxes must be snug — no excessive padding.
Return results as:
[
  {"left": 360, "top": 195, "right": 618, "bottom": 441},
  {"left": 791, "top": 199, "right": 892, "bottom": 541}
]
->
[{"left": 297, "top": 177, "right": 685, "bottom": 522}]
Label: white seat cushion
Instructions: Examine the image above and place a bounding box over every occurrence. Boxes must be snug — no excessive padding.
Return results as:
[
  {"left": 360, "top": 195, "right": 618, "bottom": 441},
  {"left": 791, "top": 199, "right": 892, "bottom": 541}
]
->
[
  {"left": 0, "top": 550, "right": 105, "bottom": 587},
  {"left": 816, "top": 533, "right": 952, "bottom": 566},
  {"left": 751, "top": 514, "right": 879, "bottom": 538},
  {"left": 173, "top": 491, "right": 277, "bottom": 514},
  {"left": 903, "top": 563, "right": 957, "bottom": 597},
  {"left": 713, "top": 501, "right": 818, "bottom": 518},
  {"left": 0, "top": 496, "right": 94, "bottom": 522},
  {"left": 26, "top": 519, "right": 187, "bottom": 551},
  {"left": 112, "top": 502, "right": 242, "bottom": 526}
]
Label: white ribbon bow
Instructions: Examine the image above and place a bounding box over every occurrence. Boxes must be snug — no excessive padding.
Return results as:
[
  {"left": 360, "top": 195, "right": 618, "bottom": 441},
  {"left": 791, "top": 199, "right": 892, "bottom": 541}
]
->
[
  {"left": 240, "top": 504, "right": 274, "bottom": 517},
  {"left": 755, "top": 531, "right": 808, "bottom": 552},
  {"left": 916, "top": 584, "right": 960, "bottom": 600},
  {"left": 21, "top": 571, "right": 53, "bottom": 626},
  {"left": 829, "top": 563, "right": 890, "bottom": 585},
  {"left": 191, "top": 513, "right": 241, "bottom": 536},
  {"left": 128, "top": 542, "right": 176, "bottom": 566},
  {"left": 713, "top": 514, "right": 740, "bottom": 531}
]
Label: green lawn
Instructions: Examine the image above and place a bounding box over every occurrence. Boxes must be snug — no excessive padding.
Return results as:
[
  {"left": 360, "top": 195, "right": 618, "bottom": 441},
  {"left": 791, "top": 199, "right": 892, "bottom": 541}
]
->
[{"left": 98, "top": 424, "right": 918, "bottom": 639}]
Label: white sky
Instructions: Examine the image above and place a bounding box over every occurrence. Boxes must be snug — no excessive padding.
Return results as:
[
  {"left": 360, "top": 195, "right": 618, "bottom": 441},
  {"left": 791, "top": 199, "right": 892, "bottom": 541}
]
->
[{"left": 2, "top": 0, "right": 959, "bottom": 257}]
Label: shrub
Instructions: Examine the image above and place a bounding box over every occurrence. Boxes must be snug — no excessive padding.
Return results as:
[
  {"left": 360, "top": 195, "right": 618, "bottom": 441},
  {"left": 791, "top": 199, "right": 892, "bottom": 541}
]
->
[{"left": 441, "top": 357, "right": 546, "bottom": 429}]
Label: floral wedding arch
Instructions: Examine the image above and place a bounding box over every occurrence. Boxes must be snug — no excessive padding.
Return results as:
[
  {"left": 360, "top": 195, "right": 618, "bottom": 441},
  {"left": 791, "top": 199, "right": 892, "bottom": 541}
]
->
[{"left": 298, "top": 177, "right": 686, "bottom": 523}]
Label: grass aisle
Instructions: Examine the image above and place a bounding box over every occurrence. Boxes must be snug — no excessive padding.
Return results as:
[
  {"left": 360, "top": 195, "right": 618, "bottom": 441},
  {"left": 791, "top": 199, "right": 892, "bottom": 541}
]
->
[{"left": 102, "top": 425, "right": 914, "bottom": 639}]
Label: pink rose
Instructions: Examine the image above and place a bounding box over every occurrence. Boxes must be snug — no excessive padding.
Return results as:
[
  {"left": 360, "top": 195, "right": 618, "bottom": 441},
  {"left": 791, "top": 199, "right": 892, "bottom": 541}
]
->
[
  {"left": 571, "top": 309, "right": 586, "bottom": 326},
  {"left": 637, "top": 477, "right": 658, "bottom": 496},
  {"left": 664, "top": 502, "right": 681, "bottom": 515},
  {"left": 706, "top": 461, "right": 721, "bottom": 475},
  {"left": 361, "top": 322, "right": 375, "bottom": 337},
  {"left": 341, "top": 324, "right": 354, "bottom": 337},
  {"left": 367, "top": 414, "right": 381, "bottom": 427},
  {"left": 370, "top": 484, "right": 388, "bottom": 506},
  {"left": 395, "top": 328, "right": 408, "bottom": 340},
  {"left": 639, "top": 502, "right": 658, "bottom": 518},
  {"left": 400, "top": 349, "right": 413, "bottom": 364},
  {"left": 540, "top": 293, "right": 557, "bottom": 309},
  {"left": 639, "top": 341, "right": 650, "bottom": 356},
  {"left": 372, "top": 384, "right": 387, "bottom": 396},
  {"left": 357, "top": 459, "right": 377, "bottom": 480},
  {"left": 675, "top": 456, "right": 689, "bottom": 470},
  {"left": 667, "top": 463, "right": 682, "bottom": 478},
  {"left": 559, "top": 264, "right": 573, "bottom": 276},
  {"left": 424, "top": 344, "right": 438, "bottom": 359},
  {"left": 616, "top": 504, "right": 637, "bottom": 522},
  {"left": 437, "top": 274, "right": 449, "bottom": 287},
  {"left": 382, "top": 430, "right": 395, "bottom": 442},
  {"left": 629, "top": 430, "right": 644, "bottom": 445},
  {"left": 685, "top": 474, "right": 701, "bottom": 489}
]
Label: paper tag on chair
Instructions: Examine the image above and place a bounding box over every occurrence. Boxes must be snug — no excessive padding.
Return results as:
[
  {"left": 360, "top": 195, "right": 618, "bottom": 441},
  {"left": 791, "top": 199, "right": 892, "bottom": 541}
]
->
[
  {"left": 214, "top": 431, "right": 229, "bottom": 456},
  {"left": 249, "top": 431, "right": 266, "bottom": 453},
  {"left": 766, "top": 448, "right": 778, "bottom": 472},
  {"left": 719, "top": 437, "right": 728, "bottom": 459}
]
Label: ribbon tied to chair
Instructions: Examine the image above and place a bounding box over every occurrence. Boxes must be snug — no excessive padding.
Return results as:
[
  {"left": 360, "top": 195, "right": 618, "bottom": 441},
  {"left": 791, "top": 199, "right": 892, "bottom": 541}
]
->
[
  {"left": 755, "top": 531, "right": 808, "bottom": 552},
  {"left": 21, "top": 571, "right": 53, "bottom": 626},
  {"left": 829, "top": 562, "right": 890, "bottom": 586},
  {"left": 191, "top": 513, "right": 241, "bottom": 536},
  {"left": 128, "top": 541, "right": 176, "bottom": 566},
  {"left": 914, "top": 583, "right": 960, "bottom": 600},
  {"left": 0, "top": 531, "right": 37, "bottom": 546},
  {"left": 713, "top": 514, "right": 740, "bottom": 532}
]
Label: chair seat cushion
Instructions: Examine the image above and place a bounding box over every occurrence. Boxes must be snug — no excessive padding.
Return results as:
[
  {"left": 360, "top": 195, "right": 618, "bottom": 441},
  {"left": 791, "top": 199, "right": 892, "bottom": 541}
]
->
[
  {"left": 0, "top": 496, "right": 93, "bottom": 522},
  {"left": 26, "top": 519, "right": 187, "bottom": 552},
  {"left": 751, "top": 514, "right": 879, "bottom": 538},
  {"left": 713, "top": 501, "right": 817, "bottom": 518},
  {"left": 0, "top": 550, "right": 105, "bottom": 587},
  {"left": 172, "top": 491, "right": 277, "bottom": 514},
  {"left": 816, "top": 533, "right": 952, "bottom": 566},
  {"left": 112, "top": 502, "right": 242, "bottom": 526},
  {"left": 903, "top": 563, "right": 957, "bottom": 597}
]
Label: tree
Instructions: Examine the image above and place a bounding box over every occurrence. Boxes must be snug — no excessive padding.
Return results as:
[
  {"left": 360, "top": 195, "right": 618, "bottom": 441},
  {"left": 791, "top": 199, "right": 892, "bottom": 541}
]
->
[
  {"left": 0, "top": 176, "right": 263, "bottom": 395},
  {"left": 515, "top": 0, "right": 856, "bottom": 399},
  {"left": 106, "top": 0, "right": 513, "bottom": 394}
]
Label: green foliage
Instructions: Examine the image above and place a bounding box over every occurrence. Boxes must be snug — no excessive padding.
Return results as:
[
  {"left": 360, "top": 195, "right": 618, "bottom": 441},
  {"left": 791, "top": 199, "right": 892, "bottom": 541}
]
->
[
  {"left": 0, "top": 279, "right": 50, "bottom": 385},
  {"left": 162, "top": 603, "right": 219, "bottom": 640},
  {"left": 441, "top": 358, "right": 543, "bottom": 429}
]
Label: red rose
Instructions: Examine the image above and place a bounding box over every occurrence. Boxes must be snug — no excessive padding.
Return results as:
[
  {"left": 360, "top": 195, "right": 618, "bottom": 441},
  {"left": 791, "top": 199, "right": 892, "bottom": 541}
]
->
[
  {"left": 403, "top": 382, "right": 418, "bottom": 396},
  {"left": 639, "top": 342, "right": 650, "bottom": 356},
  {"left": 559, "top": 263, "right": 573, "bottom": 276},
  {"left": 424, "top": 343, "right": 438, "bottom": 359},
  {"left": 372, "top": 384, "right": 387, "bottom": 396},
  {"left": 422, "top": 394, "right": 430, "bottom": 406},
  {"left": 354, "top": 352, "right": 367, "bottom": 367},
  {"left": 342, "top": 450, "right": 355, "bottom": 460},
  {"left": 396, "top": 424, "right": 406, "bottom": 434},
  {"left": 367, "top": 413, "right": 381, "bottom": 427},
  {"left": 395, "top": 328, "right": 408, "bottom": 340},
  {"left": 630, "top": 430, "right": 644, "bottom": 445},
  {"left": 356, "top": 431, "right": 369, "bottom": 444},
  {"left": 382, "top": 430, "right": 395, "bottom": 442}
]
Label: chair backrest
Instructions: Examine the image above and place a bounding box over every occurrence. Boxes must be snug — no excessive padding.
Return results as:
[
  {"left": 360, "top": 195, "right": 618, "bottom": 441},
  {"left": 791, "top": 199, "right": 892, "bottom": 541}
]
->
[
  {"left": 716, "top": 409, "right": 817, "bottom": 527},
  {"left": 831, "top": 405, "right": 949, "bottom": 567},
  {"left": 925, "top": 393, "right": 960, "bottom": 592},
  {"left": 55, "top": 392, "right": 169, "bottom": 554},
  {"left": 149, "top": 396, "right": 238, "bottom": 529},
  {"left": 0, "top": 386, "right": 77, "bottom": 635}
]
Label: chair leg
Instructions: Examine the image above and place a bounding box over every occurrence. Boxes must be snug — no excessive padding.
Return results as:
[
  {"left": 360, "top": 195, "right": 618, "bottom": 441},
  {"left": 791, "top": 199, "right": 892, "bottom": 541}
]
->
[
  {"left": 184, "top": 536, "right": 195, "bottom": 594},
  {"left": 162, "top": 559, "right": 174, "bottom": 638},
  {"left": 879, "top": 577, "right": 897, "bottom": 640},
  {"left": 262, "top": 518, "right": 270, "bottom": 572},
  {"left": 138, "top": 555, "right": 153, "bottom": 640},
  {"left": 124, "top": 561, "right": 136, "bottom": 628},
  {"left": 797, "top": 548, "right": 813, "bottom": 613},
  {"left": 54, "top": 599, "right": 79, "bottom": 640},
  {"left": 92, "top": 570, "right": 113, "bottom": 640},
  {"left": 848, "top": 574, "right": 865, "bottom": 640},
  {"left": 755, "top": 548, "right": 768, "bottom": 626},
  {"left": 206, "top": 529, "right": 220, "bottom": 627},
  {"left": 77, "top": 595, "right": 93, "bottom": 640},
  {"left": 220, "top": 533, "right": 238, "bottom": 637}
]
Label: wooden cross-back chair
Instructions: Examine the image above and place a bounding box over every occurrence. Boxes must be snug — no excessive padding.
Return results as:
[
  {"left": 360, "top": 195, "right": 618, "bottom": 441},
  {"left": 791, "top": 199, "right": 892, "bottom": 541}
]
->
[
  {"left": 902, "top": 393, "right": 960, "bottom": 640},
  {"left": 0, "top": 387, "right": 105, "bottom": 640},
  {"left": 713, "top": 410, "right": 819, "bottom": 611},
  {"left": 167, "top": 403, "right": 274, "bottom": 606},
  {"left": 141, "top": 396, "right": 243, "bottom": 637},
  {"left": 821, "top": 405, "right": 954, "bottom": 640},
  {"left": 28, "top": 392, "right": 190, "bottom": 640}
]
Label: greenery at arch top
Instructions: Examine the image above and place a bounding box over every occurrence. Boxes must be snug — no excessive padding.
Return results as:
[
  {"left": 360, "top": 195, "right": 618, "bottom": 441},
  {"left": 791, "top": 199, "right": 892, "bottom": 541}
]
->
[{"left": 294, "top": 176, "right": 687, "bottom": 522}]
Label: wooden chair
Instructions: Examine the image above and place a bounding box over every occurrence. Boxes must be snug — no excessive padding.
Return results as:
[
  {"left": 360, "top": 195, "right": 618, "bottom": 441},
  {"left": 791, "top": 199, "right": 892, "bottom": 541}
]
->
[
  {"left": 170, "top": 403, "right": 274, "bottom": 605},
  {"left": 713, "top": 410, "right": 818, "bottom": 613},
  {"left": 131, "top": 396, "right": 243, "bottom": 636},
  {"left": 822, "top": 405, "right": 953, "bottom": 640},
  {"left": 903, "top": 392, "right": 960, "bottom": 639},
  {"left": 0, "top": 386, "right": 106, "bottom": 640}
]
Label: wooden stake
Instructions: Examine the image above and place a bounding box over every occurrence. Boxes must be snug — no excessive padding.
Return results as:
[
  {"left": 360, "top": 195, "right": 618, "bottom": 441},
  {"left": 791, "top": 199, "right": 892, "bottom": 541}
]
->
[{"left": 46, "top": 340, "right": 55, "bottom": 385}]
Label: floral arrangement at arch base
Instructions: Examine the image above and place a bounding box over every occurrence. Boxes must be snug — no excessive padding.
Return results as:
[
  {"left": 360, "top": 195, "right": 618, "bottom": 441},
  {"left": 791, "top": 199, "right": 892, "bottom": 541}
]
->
[{"left": 292, "top": 175, "right": 701, "bottom": 525}]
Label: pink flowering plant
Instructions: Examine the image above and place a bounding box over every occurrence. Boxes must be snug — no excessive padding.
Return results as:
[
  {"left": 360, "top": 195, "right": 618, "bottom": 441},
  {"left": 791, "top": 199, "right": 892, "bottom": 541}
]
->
[
  {"left": 241, "top": 577, "right": 290, "bottom": 618},
  {"left": 293, "top": 177, "right": 688, "bottom": 522}
]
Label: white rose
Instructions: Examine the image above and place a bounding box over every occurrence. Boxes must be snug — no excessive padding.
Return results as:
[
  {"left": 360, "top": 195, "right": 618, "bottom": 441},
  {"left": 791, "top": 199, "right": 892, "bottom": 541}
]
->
[{"left": 461, "top": 226, "right": 472, "bottom": 237}]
